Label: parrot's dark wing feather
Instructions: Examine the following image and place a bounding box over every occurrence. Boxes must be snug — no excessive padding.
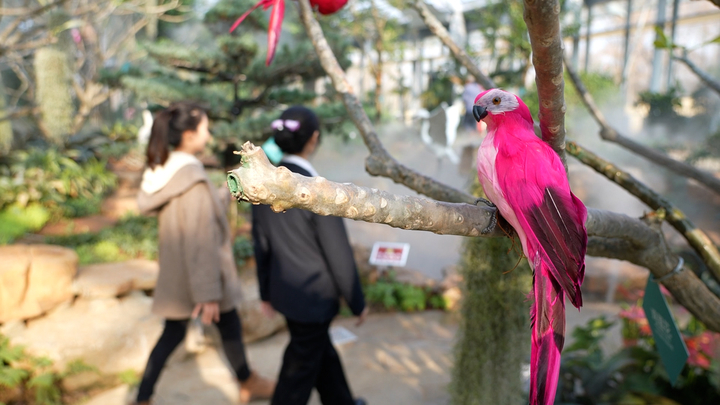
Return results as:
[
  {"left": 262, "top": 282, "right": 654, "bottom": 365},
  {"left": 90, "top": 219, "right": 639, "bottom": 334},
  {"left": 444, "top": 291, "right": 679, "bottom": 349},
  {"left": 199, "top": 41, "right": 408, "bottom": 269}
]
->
[{"left": 525, "top": 186, "right": 586, "bottom": 308}]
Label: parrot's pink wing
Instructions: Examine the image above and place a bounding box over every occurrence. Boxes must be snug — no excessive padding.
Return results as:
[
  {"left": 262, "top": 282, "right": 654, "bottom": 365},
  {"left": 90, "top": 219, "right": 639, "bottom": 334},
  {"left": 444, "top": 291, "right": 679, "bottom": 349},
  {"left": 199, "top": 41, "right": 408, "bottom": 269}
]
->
[
  {"left": 495, "top": 137, "right": 586, "bottom": 306},
  {"left": 493, "top": 131, "right": 587, "bottom": 405},
  {"left": 265, "top": 0, "right": 285, "bottom": 66},
  {"left": 228, "top": 0, "right": 274, "bottom": 33}
]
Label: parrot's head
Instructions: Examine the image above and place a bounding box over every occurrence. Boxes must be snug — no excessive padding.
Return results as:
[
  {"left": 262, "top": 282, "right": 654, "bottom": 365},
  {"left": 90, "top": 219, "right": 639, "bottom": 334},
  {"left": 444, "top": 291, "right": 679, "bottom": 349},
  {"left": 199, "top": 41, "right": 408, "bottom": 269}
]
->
[{"left": 472, "top": 89, "right": 533, "bottom": 127}]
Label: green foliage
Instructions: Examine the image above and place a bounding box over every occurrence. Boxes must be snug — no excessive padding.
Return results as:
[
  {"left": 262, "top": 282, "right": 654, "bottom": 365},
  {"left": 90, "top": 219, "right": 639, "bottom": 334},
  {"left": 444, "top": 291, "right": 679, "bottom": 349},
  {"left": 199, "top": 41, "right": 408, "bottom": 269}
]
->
[
  {"left": 113, "top": 0, "right": 356, "bottom": 161},
  {"left": 558, "top": 314, "right": 720, "bottom": 405},
  {"left": 0, "top": 334, "right": 93, "bottom": 405},
  {"left": 0, "top": 147, "right": 116, "bottom": 218},
  {"left": 564, "top": 71, "right": 617, "bottom": 111},
  {"left": 637, "top": 87, "right": 682, "bottom": 119},
  {"left": 421, "top": 72, "right": 455, "bottom": 111},
  {"left": 687, "top": 129, "right": 720, "bottom": 162},
  {"left": 117, "top": 369, "right": 140, "bottom": 386},
  {"left": 233, "top": 235, "right": 254, "bottom": 268},
  {"left": 0, "top": 204, "right": 50, "bottom": 244},
  {"left": 653, "top": 26, "right": 679, "bottom": 51},
  {"left": 363, "top": 272, "right": 445, "bottom": 312},
  {"left": 464, "top": 0, "right": 531, "bottom": 87},
  {"left": 46, "top": 215, "right": 158, "bottom": 265},
  {"left": 34, "top": 47, "right": 74, "bottom": 144}
]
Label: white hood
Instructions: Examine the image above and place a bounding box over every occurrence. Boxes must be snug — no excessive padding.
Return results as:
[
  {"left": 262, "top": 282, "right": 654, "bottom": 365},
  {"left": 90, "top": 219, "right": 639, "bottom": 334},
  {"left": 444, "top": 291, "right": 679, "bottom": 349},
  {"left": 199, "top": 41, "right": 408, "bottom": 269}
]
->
[{"left": 140, "top": 151, "right": 203, "bottom": 194}]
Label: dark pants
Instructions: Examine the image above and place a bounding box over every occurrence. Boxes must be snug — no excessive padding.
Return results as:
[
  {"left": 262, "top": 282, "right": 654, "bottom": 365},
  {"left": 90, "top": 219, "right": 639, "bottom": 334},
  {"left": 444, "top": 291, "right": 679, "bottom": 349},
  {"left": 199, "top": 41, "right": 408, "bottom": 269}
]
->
[
  {"left": 136, "top": 308, "right": 251, "bottom": 402},
  {"left": 271, "top": 319, "right": 354, "bottom": 405}
]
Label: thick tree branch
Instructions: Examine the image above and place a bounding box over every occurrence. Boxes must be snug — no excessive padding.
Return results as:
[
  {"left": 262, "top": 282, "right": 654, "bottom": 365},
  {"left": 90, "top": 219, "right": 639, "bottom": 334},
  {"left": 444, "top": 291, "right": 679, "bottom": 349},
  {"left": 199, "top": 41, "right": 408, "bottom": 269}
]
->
[
  {"left": 563, "top": 55, "right": 720, "bottom": 196},
  {"left": 522, "top": 0, "right": 567, "bottom": 168},
  {"left": 673, "top": 52, "right": 720, "bottom": 96},
  {"left": 406, "top": 0, "right": 496, "bottom": 90},
  {"left": 297, "top": 0, "right": 475, "bottom": 204},
  {"left": 228, "top": 142, "right": 720, "bottom": 332},
  {"left": 567, "top": 141, "right": 720, "bottom": 282},
  {"left": 228, "top": 142, "right": 502, "bottom": 237}
]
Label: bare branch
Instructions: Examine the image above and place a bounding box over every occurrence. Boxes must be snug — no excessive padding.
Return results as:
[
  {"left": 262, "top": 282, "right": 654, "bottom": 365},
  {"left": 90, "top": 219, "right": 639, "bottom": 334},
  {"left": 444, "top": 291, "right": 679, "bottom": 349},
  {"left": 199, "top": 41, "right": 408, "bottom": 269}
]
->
[
  {"left": 72, "top": 81, "right": 110, "bottom": 132},
  {"left": 563, "top": 55, "right": 720, "bottom": 196},
  {"left": 708, "top": 0, "right": 720, "bottom": 9},
  {"left": 407, "top": 0, "right": 496, "bottom": 90},
  {"left": 228, "top": 142, "right": 720, "bottom": 332},
  {"left": 673, "top": 52, "right": 720, "bottom": 96},
  {"left": 103, "top": 17, "right": 149, "bottom": 61},
  {"left": 0, "top": 0, "right": 68, "bottom": 44},
  {"left": 228, "top": 142, "right": 502, "bottom": 237},
  {"left": 297, "top": 0, "right": 475, "bottom": 204},
  {"left": 0, "top": 106, "right": 37, "bottom": 122},
  {"left": 522, "top": 0, "right": 567, "bottom": 168},
  {"left": 567, "top": 141, "right": 720, "bottom": 283}
]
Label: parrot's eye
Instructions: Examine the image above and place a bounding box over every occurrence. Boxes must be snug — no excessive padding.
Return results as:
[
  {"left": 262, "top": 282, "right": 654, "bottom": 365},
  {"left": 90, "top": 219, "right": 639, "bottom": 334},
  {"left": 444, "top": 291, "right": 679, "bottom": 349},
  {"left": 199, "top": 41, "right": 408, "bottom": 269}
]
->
[{"left": 492, "top": 97, "right": 501, "bottom": 105}]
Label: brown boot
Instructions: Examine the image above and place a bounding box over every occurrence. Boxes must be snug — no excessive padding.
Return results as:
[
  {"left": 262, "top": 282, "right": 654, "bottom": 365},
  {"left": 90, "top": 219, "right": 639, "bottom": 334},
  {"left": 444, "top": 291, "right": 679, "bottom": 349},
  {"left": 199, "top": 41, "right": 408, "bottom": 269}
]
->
[{"left": 238, "top": 372, "right": 276, "bottom": 403}]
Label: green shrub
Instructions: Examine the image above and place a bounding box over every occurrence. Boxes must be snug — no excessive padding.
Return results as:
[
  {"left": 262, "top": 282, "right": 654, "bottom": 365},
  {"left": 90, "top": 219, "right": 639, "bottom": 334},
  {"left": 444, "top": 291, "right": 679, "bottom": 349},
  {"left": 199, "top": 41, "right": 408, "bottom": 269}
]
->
[
  {"left": 558, "top": 314, "right": 720, "bottom": 405},
  {"left": 47, "top": 215, "right": 158, "bottom": 265},
  {"left": 0, "top": 204, "right": 50, "bottom": 244},
  {"left": 233, "top": 235, "right": 254, "bottom": 268},
  {"left": 0, "top": 148, "right": 116, "bottom": 216},
  {"left": 363, "top": 271, "right": 445, "bottom": 312},
  {"left": 0, "top": 334, "right": 96, "bottom": 405}
]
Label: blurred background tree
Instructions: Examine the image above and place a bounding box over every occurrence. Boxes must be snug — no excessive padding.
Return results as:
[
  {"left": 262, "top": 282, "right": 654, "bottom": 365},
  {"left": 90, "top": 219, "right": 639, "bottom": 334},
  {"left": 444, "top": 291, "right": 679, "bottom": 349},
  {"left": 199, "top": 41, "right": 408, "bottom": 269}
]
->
[{"left": 106, "top": 0, "right": 358, "bottom": 166}]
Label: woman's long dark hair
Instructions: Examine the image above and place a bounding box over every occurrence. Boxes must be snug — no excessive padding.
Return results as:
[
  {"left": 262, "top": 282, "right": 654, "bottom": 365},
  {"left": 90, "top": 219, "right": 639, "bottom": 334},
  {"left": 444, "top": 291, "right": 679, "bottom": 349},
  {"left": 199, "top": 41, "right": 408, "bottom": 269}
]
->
[
  {"left": 146, "top": 102, "right": 206, "bottom": 169},
  {"left": 273, "top": 106, "right": 320, "bottom": 155}
]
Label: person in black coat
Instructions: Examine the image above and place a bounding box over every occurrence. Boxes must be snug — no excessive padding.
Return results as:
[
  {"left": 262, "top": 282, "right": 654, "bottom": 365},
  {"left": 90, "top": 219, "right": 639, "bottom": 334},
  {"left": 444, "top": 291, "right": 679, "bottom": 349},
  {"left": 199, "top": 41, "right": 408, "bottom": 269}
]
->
[{"left": 251, "top": 106, "right": 368, "bottom": 405}]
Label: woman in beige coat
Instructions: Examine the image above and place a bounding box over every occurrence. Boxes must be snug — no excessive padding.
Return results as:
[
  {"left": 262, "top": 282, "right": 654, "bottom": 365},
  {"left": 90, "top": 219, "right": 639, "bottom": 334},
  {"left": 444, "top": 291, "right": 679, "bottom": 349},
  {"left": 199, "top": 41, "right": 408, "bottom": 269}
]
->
[{"left": 134, "top": 102, "right": 274, "bottom": 405}]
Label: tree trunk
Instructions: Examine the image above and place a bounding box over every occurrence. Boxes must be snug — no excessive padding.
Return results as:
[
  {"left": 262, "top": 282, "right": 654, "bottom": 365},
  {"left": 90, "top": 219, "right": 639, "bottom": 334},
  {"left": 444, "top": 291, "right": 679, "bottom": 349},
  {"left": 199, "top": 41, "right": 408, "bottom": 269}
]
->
[
  {"left": 450, "top": 199, "right": 531, "bottom": 405},
  {"left": 0, "top": 80, "right": 12, "bottom": 155},
  {"left": 34, "top": 47, "right": 74, "bottom": 144},
  {"left": 371, "top": 1, "right": 384, "bottom": 122}
]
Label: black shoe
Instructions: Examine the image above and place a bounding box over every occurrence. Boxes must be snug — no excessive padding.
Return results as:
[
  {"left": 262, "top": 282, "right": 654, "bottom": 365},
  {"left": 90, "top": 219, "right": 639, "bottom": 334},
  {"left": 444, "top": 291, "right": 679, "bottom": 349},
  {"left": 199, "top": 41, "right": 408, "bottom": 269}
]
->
[{"left": 355, "top": 399, "right": 367, "bottom": 405}]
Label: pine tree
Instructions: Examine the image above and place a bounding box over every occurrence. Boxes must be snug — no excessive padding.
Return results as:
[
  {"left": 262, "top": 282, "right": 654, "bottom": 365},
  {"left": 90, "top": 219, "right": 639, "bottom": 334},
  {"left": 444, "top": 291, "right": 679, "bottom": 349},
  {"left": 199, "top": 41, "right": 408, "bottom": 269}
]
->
[{"left": 112, "top": 0, "right": 357, "bottom": 165}]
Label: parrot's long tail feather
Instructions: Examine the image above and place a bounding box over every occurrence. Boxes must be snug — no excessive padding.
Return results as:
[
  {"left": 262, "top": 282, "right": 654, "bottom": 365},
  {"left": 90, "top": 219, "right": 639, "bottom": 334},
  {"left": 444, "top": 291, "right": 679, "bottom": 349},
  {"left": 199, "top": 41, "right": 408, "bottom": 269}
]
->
[
  {"left": 265, "top": 0, "right": 285, "bottom": 66},
  {"left": 228, "top": 0, "right": 273, "bottom": 33},
  {"left": 529, "top": 261, "right": 566, "bottom": 405}
]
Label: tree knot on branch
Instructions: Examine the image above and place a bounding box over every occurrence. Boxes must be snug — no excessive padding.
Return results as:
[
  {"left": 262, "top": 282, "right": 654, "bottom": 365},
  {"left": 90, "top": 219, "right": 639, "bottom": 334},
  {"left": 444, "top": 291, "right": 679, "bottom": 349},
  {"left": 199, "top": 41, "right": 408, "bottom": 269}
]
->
[{"left": 599, "top": 127, "right": 618, "bottom": 141}]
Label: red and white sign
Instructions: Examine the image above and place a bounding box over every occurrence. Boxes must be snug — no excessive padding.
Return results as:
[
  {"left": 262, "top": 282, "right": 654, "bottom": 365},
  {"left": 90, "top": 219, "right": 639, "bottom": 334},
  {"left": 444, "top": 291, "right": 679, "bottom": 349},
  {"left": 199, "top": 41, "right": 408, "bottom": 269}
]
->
[{"left": 369, "top": 242, "right": 410, "bottom": 267}]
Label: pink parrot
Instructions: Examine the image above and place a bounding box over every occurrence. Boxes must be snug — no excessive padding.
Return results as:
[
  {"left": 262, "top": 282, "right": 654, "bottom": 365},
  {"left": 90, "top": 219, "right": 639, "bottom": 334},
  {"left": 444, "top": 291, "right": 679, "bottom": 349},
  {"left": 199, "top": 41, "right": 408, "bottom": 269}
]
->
[
  {"left": 473, "top": 89, "right": 587, "bottom": 405},
  {"left": 229, "top": 0, "right": 348, "bottom": 66}
]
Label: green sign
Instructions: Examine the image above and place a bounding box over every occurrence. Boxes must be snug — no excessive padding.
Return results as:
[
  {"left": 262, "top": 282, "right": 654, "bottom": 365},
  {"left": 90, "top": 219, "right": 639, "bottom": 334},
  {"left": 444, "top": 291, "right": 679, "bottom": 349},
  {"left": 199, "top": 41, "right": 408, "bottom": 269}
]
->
[{"left": 643, "top": 276, "right": 689, "bottom": 386}]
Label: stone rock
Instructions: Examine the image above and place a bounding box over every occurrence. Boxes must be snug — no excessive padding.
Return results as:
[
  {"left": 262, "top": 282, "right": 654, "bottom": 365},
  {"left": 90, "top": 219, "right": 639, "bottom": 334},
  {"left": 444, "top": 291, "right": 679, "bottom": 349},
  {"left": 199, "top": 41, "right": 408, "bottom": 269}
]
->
[
  {"left": 442, "top": 287, "right": 462, "bottom": 312},
  {"left": 61, "top": 371, "right": 103, "bottom": 392},
  {"left": 392, "top": 268, "right": 437, "bottom": 288},
  {"left": 12, "top": 292, "right": 163, "bottom": 374},
  {"left": 82, "top": 384, "right": 130, "bottom": 405},
  {"left": 73, "top": 259, "right": 159, "bottom": 298},
  {"left": 237, "top": 278, "right": 285, "bottom": 343},
  {"left": 0, "top": 244, "right": 78, "bottom": 323}
]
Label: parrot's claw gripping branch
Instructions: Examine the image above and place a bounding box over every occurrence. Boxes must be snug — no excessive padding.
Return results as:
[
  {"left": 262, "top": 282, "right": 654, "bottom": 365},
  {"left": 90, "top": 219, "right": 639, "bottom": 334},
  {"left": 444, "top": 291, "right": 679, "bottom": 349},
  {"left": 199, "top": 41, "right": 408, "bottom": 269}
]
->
[
  {"left": 474, "top": 197, "right": 498, "bottom": 234},
  {"left": 227, "top": 142, "right": 505, "bottom": 238}
]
